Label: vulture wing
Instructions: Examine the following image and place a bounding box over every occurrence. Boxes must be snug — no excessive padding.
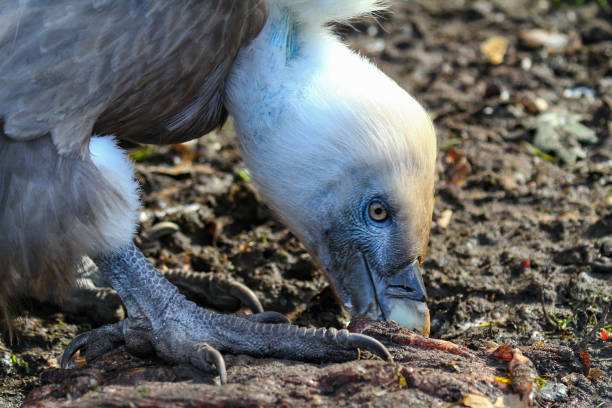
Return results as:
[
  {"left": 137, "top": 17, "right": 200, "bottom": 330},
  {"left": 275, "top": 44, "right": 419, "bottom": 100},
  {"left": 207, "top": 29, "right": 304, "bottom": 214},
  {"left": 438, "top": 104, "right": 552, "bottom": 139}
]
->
[{"left": 0, "top": 1, "right": 266, "bottom": 151}]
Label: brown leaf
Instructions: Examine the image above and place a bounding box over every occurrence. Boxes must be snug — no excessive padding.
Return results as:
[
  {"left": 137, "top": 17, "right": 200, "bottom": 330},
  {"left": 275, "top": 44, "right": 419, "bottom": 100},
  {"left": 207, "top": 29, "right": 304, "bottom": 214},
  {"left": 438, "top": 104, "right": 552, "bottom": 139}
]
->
[
  {"left": 587, "top": 368, "right": 604, "bottom": 380},
  {"left": 480, "top": 36, "right": 509, "bottom": 65},
  {"left": 463, "top": 394, "right": 493, "bottom": 408},
  {"left": 443, "top": 147, "right": 471, "bottom": 186}
]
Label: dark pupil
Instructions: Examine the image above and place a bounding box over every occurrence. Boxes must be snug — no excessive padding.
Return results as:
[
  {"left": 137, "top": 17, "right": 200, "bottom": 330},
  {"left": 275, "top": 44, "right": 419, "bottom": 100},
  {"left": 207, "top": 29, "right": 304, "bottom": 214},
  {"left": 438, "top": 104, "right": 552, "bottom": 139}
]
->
[{"left": 371, "top": 204, "right": 385, "bottom": 220}]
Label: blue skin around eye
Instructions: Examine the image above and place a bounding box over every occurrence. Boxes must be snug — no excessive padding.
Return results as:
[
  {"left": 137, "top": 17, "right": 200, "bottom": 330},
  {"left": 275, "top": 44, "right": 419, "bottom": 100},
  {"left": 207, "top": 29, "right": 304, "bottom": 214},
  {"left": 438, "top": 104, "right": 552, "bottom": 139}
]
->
[{"left": 364, "top": 198, "right": 392, "bottom": 227}]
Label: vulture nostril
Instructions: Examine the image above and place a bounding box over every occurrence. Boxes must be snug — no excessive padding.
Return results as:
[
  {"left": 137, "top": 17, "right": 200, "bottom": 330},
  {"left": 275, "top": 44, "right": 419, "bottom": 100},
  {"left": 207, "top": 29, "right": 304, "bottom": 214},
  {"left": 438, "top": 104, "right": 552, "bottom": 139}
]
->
[
  {"left": 386, "top": 284, "right": 417, "bottom": 297},
  {"left": 385, "top": 260, "right": 427, "bottom": 301},
  {"left": 388, "top": 284, "right": 416, "bottom": 293}
]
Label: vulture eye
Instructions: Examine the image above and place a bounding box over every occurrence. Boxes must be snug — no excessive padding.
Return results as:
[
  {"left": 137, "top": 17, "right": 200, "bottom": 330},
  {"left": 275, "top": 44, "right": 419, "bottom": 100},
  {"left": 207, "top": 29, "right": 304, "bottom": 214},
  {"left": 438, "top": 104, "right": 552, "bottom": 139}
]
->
[{"left": 368, "top": 200, "right": 388, "bottom": 222}]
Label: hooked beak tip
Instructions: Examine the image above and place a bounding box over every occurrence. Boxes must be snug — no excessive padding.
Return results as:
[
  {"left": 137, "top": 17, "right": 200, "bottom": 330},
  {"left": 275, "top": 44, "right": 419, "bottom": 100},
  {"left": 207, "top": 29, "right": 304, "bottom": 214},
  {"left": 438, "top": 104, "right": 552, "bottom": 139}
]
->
[
  {"left": 356, "top": 255, "right": 430, "bottom": 336},
  {"left": 387, "top": 298, "right": 430, "bottom": 337},
  {"left": 382, "top": 259, "right": 430, "bottom": 336}
]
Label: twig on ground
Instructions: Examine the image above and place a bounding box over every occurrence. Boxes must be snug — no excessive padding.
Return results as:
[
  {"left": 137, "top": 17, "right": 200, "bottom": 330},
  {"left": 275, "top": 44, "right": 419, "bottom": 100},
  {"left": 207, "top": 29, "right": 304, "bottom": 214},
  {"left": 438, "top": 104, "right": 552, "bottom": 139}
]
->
[{"left": 539, "top": 271, "right": 557, "bottom": 327}]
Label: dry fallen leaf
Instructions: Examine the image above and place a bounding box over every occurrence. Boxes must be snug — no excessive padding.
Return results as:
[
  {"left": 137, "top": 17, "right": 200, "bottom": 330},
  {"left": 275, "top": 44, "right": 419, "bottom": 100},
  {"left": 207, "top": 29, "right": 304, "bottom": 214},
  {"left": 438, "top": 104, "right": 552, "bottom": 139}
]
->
[
  {"left": 493, "top": 394, "right": 528, "bottom": 408},
  {"left": 481, "top": 36, "right": 509, "bottom": 65},
  {"left": 527, "top": 109, "right": 598, "bottom": 164},
  {"left": 443, "top": 147, "right": 472, "bottom": 186},
  {"left": 463, "top": 394, "right": 493, "bottom": 408},
  {"left": 587, "top": 368, "right": 604, "bottom": 380}
]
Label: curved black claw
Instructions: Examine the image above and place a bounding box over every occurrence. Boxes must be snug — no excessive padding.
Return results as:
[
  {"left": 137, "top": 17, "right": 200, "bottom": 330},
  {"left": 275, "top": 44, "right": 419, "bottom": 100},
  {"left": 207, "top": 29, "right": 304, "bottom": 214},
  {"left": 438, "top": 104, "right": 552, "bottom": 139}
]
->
[
  {"left": 187, "top": 342, "right": 227, "bottom": 384},
  {"left": 243, "top": 311, "right": 291, "bottom": 324},
  {"left": 227, "top": 281, "right": 263, "bottom": 314},
  {"left": 346, "top": 333, "right": 392, "bottom": 362},
  {"left": 60, "top": 321, "right": 125, "bottom": 368},
  {"left": 60, "top": 331, "right": 91, "bottom": 369}
]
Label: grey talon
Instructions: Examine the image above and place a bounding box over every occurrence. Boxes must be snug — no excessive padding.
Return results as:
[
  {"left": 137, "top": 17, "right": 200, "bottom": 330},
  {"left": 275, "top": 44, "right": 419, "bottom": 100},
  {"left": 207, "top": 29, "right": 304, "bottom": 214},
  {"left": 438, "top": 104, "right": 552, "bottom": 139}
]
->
[
  {"left": 66, "top": 243, "right": 393, "bottom": 377},
  {"left": 61, "top": 321, "right": 125, "bottom": 368},
  {"left": 308, "top": 327, "right": 392, "bottom": 362},
  {"left": 227, "top": 281, "right": 264, "bottom": 314},
  {"left": 189, "top": 343, "right": 227, "bottom": 385},
  {"left": 58, "top": 240, "right": 395, "bottom": 383},
  {"left": 163, "top": 269, "right": 263, "bottom": 314},
  {"left": 61, "top": 332, "right": 91, "bottom": 368}
]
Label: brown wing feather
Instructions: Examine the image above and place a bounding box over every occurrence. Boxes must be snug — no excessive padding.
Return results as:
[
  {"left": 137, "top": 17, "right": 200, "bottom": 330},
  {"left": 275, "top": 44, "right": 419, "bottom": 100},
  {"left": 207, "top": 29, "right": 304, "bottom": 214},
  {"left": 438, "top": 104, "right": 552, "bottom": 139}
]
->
[{"left": 0, "top": 0, "right": 267, "bottom": 150}]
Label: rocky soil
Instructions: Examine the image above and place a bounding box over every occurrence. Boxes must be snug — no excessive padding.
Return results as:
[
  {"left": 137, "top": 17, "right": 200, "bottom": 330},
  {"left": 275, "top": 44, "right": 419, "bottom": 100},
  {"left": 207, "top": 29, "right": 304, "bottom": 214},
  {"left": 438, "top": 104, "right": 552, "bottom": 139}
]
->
[{"left": 1, "top": 0, "right": 611, "bottom": 407}]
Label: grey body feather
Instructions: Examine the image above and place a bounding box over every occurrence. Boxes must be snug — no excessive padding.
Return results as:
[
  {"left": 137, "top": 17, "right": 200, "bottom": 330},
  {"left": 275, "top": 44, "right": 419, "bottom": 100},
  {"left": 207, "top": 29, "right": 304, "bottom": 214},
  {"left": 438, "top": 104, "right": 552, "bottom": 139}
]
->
[
  {"left": 0, "top": 1, "right": 266, "bottom": 319},
  {"left": 0, "top": 133, "right": 127, "bottom": 319}
]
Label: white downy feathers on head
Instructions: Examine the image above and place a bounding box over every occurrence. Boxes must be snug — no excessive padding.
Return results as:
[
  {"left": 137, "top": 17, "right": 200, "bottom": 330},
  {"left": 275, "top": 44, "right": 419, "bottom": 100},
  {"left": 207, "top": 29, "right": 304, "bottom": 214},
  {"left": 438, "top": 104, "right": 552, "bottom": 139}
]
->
[{"left": 227, "top": 0, "right": 436, "bottom": 242}]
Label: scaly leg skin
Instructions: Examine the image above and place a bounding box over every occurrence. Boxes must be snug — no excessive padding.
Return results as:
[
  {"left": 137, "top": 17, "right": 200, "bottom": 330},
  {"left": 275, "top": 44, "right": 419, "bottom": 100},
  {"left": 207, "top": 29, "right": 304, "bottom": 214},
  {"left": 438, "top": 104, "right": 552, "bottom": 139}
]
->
[{"left": 61, "top": 243, "right": 392, "bottom": 383}]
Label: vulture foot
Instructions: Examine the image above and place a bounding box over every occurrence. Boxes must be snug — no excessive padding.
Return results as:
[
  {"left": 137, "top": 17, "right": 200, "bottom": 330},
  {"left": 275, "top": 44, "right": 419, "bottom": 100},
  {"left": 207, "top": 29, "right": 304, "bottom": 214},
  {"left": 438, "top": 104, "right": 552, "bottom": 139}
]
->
[{"left": 61, "top": 243, "right": 392, "bottom": 384}]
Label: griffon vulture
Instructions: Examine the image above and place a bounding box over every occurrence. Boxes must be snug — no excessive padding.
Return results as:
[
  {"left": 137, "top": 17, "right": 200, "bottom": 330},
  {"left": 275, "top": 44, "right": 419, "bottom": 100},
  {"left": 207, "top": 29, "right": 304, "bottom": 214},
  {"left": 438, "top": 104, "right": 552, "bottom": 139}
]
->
[{"left": 0, "top": 0, "right": 436, "bottom": 383}]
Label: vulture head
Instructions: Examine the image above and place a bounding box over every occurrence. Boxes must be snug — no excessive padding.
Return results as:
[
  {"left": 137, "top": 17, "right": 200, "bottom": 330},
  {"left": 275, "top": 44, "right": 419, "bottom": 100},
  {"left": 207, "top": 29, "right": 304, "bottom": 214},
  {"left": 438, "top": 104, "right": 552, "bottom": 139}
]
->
[{"left": 227, "top": 5, "right": 436, "bottom": 335}]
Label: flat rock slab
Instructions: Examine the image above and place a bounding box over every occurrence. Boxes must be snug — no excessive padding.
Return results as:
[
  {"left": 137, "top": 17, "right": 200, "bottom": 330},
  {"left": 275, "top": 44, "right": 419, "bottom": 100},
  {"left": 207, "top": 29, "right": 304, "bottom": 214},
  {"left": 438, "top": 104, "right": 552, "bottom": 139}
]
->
[{"left": 23, "top": 322, "right": 594, "bottom": 408}]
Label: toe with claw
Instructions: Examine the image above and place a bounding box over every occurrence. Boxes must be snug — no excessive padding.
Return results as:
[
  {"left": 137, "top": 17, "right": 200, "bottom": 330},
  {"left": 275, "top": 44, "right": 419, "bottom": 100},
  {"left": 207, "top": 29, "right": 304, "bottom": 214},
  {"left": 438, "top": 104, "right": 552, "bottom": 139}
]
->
[
  {"left": 61, "top": 320, "right": 125, "bottom": 368},
  {"left": 162, "top": 269, "right": 264, "bottom": 313}
]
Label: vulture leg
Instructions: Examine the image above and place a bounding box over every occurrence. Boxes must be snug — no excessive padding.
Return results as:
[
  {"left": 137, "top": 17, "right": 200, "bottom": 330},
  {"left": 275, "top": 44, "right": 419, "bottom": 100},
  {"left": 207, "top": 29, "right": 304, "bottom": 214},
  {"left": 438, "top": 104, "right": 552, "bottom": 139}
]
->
[{"left": 61, "top": 242, "right": 392, "bottom": 383}]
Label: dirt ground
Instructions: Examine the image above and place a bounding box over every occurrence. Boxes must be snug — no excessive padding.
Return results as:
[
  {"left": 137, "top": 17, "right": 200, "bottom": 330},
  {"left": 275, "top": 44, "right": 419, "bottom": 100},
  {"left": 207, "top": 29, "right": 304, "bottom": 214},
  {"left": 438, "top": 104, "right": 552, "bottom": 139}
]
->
[{"left": 1, "top": 0, "right": 611, "bottom": 407}]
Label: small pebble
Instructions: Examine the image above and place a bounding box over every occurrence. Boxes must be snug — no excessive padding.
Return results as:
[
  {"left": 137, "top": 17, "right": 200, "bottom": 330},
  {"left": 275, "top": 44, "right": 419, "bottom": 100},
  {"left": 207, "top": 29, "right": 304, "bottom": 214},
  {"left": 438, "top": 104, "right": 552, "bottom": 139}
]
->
[
  {"left": 534, "top": 97, "right": 548, "bottom": 112},
  {"left": 144, "top": 221, "right": 180, "bottom": 241},
  {"left": 562, "top": 86, "right": 596, "bottom": 99},
  {"left": 437, "top": 209, "right": 453, "bottom": 229},
  {"left": 529, "top": 330, "right": 543, "bottom": 342},
  {"left": 519, "top": 29, "right": 569, "bottom": 52},
  {"left": 521, "top": 57, "right": 532, "bottom": 71},
  {"left": 539, "top": 381, "right": 569, "bottom": 402}
]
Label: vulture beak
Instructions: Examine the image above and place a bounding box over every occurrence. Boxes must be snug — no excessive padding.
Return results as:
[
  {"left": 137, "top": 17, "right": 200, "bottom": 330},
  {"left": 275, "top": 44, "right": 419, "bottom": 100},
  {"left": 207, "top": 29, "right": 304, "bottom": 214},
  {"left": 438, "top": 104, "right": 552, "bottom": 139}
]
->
[{"left": 350, "top": 255, "right": 430, "bottom": 336}]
